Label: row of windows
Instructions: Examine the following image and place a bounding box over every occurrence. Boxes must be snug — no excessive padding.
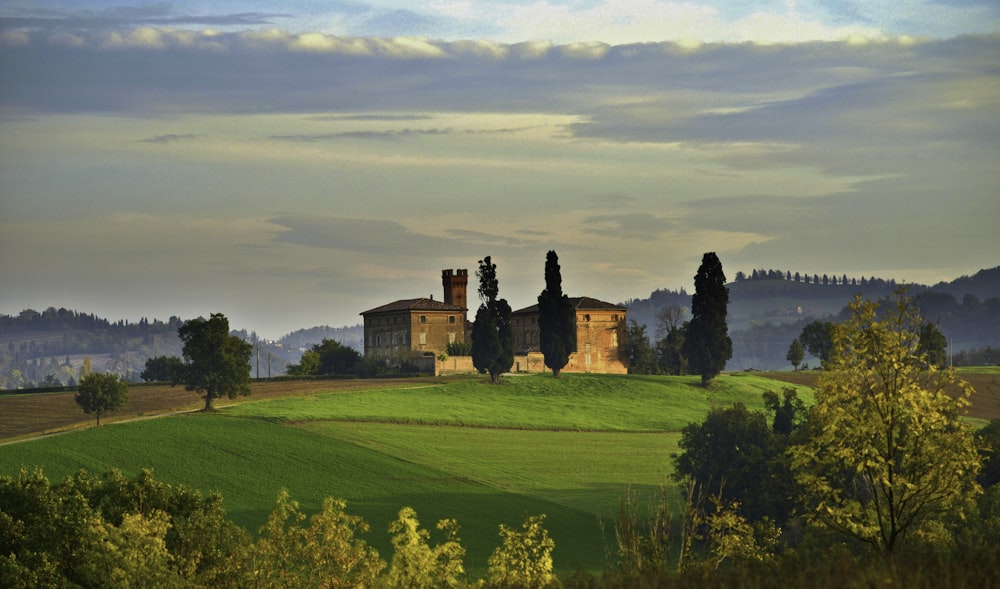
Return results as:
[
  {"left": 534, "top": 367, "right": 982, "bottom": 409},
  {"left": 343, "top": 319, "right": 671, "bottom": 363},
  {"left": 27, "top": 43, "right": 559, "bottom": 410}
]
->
[
  {"left": 368, "top": 331, "right": 458, "bottom": 348},
  {"left": 369, "top": 314, "right": 458, "bottom": 326}
]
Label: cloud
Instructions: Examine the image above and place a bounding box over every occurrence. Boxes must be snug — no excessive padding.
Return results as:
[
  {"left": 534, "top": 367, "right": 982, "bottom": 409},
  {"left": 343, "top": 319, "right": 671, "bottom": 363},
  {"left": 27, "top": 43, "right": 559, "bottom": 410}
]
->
[
  {"left": 138, "top": 133, "right": 205, "bottom": 144},
  {"left": 269, "top": 128, "right": 452, "bottom": 142},
  {"left": 270, "top": 214, "right": 537, "bottom": 257}
]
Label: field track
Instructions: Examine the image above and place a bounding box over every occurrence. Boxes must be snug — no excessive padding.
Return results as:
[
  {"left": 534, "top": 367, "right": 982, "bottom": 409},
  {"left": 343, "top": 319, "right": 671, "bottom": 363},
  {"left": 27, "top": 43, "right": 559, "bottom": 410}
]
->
[{"left": 0, "top": 378, "right": 439, "bottom": 443}]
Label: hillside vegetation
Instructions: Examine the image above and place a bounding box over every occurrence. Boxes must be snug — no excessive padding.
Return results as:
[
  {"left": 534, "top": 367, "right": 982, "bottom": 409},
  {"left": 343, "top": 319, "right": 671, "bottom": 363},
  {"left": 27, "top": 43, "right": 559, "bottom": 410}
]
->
[{"left": 0, "top": 373, "right": 810, "bottom": 574}]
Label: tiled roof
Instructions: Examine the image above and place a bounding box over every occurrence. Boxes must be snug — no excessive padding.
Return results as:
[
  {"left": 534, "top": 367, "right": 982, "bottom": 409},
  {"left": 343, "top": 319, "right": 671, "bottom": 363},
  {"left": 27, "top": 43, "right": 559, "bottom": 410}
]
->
[
  {"left": 511, "top": 296, "right": 627, "bottom": 315},
  {"left": 361, "top": 298, "right": 465, "bottom": 315}
]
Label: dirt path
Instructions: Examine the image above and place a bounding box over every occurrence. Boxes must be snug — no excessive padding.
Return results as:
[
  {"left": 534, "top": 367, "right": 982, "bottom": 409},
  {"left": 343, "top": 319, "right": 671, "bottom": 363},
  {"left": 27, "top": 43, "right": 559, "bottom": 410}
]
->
[{"left": 0, "top": 378, "right": 438, "bottom": 443}]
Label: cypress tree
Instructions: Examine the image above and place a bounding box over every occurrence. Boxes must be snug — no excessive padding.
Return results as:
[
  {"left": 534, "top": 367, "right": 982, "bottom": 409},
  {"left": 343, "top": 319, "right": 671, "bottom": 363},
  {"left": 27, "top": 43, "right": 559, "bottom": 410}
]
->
[
  {"left": 471, "top": 257, "right": 515, "bottom": 384},
  {"left": 682, "top": 252, "right": 732, "bottom": 386},
  {"left": 537, "top": 251, "right": 576, "bottom": 378}
]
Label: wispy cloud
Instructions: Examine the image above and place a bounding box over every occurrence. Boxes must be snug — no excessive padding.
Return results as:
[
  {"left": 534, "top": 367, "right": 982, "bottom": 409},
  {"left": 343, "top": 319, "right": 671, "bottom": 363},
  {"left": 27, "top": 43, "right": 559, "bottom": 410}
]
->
[{"left": 138, "top": 133, "right": 205, "bottom": 144}]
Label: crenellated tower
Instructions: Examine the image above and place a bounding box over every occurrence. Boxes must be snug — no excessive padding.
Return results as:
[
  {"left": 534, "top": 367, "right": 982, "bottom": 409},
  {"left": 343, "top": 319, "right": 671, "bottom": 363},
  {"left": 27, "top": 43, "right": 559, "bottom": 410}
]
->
[{"left": 442, "top": 269, "right": 468, "bottom": 310}]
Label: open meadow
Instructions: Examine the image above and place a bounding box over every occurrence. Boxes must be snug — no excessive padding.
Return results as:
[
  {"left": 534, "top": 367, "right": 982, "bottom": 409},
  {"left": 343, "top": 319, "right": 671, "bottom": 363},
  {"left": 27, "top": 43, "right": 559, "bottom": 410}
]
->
[{"left": 1, "top": 370, "right": 997, "bottom": 576}]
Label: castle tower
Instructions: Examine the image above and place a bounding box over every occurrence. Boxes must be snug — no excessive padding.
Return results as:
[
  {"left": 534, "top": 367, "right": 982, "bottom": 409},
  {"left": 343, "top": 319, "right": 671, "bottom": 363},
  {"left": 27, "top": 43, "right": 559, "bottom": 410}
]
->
[{"left": 442, "top": 269, "right": 468, "bottom": 310}]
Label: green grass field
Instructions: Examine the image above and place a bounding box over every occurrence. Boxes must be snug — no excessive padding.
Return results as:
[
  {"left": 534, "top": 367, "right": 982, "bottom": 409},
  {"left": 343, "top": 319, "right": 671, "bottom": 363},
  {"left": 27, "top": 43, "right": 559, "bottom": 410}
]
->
[{"left": 0, "top": 373, "right": 810, "bottom": 574}]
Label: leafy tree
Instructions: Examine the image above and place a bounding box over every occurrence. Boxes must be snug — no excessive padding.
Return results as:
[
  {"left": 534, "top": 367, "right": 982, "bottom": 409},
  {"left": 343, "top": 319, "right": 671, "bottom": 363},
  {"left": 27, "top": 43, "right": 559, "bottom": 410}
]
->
[
  {"left": 673, "top": 399, "right": 801, "bottom": 525},
  {"left": 386, "top": 507, "right": 466, "bottom": 589},
  {"left": 786, "top": 338, "right": 805, "bottom": 370},
  {"left": 656, "top": 324, "right": 687, "bottom": 376},
  {"left": 798, "top": 320, "right": 835, "bottom": 366},
  {"left": 140, "top": 355, "right": 185, "bottom": 383},
  {"left": 286, "top": 339, "right": 361, "bottom": 376},
  {"left": 471, "top": 257, "right": 515, "bottom": 384},
  {"left": 537, "top": 250, "right": 576, "bottom": 378},
  {"left": 75, "top": 372, "right": 129, "bottom": 426},
  {"left": 285, "top": 349, "right": 320, "bottom": 377},
  {"left": 682, "top": 252, "right": 732, "bottom": 386},
  {"left": 790, "top": 290, "right": 982, "bottom": 556},
  {"left": 918, "top": 321, "right": 948, "bottom": 368},
  {"left": 977, "top": 418, "right": 1000, "bottom": 489},
  {"left": 177, "top": 313, "right": 252, "bottom": 411},
  {"left": 252, "top": 490, "right": 385, "bottom": 588},
  {"left": 446, "top": 341, "right": 472, "bottom": 356},
  {"left": 486, "top": 514, "right": 555, "bottom": 589},
  {"left": 621, "top": 320, "right": 656, "bottom": 374}
]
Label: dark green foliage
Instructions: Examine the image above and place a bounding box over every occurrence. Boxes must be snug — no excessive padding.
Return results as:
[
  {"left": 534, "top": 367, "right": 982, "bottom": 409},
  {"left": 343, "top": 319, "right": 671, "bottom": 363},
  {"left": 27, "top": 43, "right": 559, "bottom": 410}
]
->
[
  {"left": 682, "top": 252, "right": 732, "bottom": 386},
  {"left": 673, "top": 391, "right": 805, "bottom": 526},
  {"left": 537, "top": 251, "right": 576, "bottom": 378},
  {"left": 75, "top": 372, "right": 128, "bottom": 426},
  {"left": 177, "top": 313, "right": 252, "bottom": 411},
  {"left": 286, "top": 339, "right": 361, "bottom": 376},
  {"left": 140, "top": 355, "right": 185, "bottom": 383},
  {"left": 621, "top": 321, "right": 656, "bottom": 374},
  {"left": 786, "top": 338, "right": 805, "bottom": 371},
  {"left": 471, "top": 257, "right": 515, "bottom": 384},
  {"left": 917, "top": 322, "right": 948, "bottom": 368},
  {"left": 977, "top": 418, "right": 1000, "bottom": 488},
  {"left": 656, "top": 325, "right": 687, "bottom": 375},
  {"left": 798, "top": 320, "right": 834, "bottom": 365}
]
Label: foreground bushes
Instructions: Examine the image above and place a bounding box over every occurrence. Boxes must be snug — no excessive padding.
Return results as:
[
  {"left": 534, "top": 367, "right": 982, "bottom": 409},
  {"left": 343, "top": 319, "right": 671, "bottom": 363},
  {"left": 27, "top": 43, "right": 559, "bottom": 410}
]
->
[
  {"left": 3, "top": 468, "right": 999, "bottom": 588},
  {"left": 0, "top": 468, "right": 557, "bottom": 589}
]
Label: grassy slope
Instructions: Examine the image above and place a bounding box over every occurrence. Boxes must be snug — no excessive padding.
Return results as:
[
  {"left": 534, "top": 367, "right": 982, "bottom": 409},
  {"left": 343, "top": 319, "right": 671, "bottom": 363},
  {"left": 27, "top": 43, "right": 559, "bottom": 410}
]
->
[{"left": 0, "top": 373, "right": 805, "bottom": 574}]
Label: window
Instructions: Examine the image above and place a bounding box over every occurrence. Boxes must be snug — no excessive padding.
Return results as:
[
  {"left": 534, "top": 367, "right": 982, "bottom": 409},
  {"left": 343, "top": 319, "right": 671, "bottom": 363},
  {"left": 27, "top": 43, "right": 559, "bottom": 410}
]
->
[
  {"left": 448, "top": 333, "right": 456, "bottom": 344},
  {"left": 420, "top": 315, "right": 427, "bottom": 323},
  {"left": 449, "top": 315, "right": 456, "bottom": 324},
  {"left": 419, "top": 332, "right": 427, "bottom": 345}
]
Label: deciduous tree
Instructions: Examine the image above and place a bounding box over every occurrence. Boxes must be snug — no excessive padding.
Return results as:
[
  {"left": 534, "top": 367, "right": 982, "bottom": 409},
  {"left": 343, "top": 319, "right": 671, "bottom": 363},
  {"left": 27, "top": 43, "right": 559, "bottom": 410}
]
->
[
  {"left": 140, "top": 355, "right": 185, "bottom": 383},
  {"left": 786, "top": 338, "right": 805, "bottom": 371},
  {"left": 682, "top": 252, "right": 732, "bottom": 386},
  {"left": 798, "top": 320, "right": 835, "bottom": 366},
  {"left": 177, "top": 313, "right": 252, "bottom": 411},
  {"left": 537, "top": 250, "right": 576, "bottom": 378},
  {"left": 75, "top": 372, "right": 128, "bottom": 426},
  {"left": 790, "top": 290, "right": 982, "bottom": 555},
  {"left": 471, "top": 257, "right": 514, "bottom": 384}
]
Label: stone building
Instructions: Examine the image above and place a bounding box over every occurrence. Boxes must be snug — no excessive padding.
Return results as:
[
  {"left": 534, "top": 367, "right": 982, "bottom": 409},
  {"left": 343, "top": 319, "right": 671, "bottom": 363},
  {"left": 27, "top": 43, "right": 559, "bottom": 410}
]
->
[
  {"left": 361, "top": 269, "right": 468, "bottom": 359},
  {"left": 511, "top": 297, "right": 628, "bottom": 374}
]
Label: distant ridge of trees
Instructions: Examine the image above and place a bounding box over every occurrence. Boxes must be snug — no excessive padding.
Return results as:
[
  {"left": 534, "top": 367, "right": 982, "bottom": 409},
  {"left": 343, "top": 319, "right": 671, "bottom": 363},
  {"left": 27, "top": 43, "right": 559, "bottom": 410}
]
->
[{"left": 734, "top": 268, "right": 902, "bottom": 290}]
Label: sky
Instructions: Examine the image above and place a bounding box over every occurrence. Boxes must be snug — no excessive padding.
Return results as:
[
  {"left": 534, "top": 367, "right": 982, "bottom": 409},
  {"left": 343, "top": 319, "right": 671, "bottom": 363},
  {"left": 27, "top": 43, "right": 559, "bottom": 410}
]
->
[{"left": 1, "top": 1, "right": 998, "bottom": 339}]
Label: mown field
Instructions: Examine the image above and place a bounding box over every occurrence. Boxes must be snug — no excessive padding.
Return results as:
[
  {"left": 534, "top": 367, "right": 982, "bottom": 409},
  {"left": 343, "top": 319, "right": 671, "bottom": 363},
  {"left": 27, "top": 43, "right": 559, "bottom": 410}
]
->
[
  {"left": 0, "top": 373, "right": 813, "bottom": 574},
  {"left": 1, "top": 370, "right": 996, "bottom": 576}
]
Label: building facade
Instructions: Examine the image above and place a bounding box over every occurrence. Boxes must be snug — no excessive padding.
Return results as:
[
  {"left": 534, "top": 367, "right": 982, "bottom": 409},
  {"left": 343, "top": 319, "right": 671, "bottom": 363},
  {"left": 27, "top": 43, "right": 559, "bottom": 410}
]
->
[
  {"left": 361, "top": 269, "right": 468, "bottom": 359},
  {"left": 511, "top": 297, "right": 628, "bottom": 374}
]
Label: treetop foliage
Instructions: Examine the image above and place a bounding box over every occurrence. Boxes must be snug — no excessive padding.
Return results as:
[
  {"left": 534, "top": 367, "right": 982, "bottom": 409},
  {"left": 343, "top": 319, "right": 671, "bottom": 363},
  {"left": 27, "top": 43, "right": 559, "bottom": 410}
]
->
[{"left": 537, "top": 250, "right": 576, "bottom": 377}]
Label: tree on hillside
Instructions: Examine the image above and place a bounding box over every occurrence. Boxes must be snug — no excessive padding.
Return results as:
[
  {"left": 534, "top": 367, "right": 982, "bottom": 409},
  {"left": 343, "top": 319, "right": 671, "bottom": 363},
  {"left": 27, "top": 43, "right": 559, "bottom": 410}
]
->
[
  {"left": 537, "top": 251, "right": 576, "bottom": 378},
  {"left": 178, "top": 313, "right": 252, "bottom": 411},
  {"left": 790, "top": 290, "right": 982, "bottom": 556},
  {"left": 75, "top": 372, "right": 129, "bottom": 426},
  {"left": 471, "top": 257, "right": 515, "bottom": 384},
  {"left": 798, "top": 320, "right": 835, "bottom": 366},
  {"left": 786, "top": 338, "right": 805, "bottom": 371},
  {"left": 140, "top": 355, "right": 185, "bottom": 383},
  {"left": 682, "top": 252, "right": 732, "bottom": 386}
]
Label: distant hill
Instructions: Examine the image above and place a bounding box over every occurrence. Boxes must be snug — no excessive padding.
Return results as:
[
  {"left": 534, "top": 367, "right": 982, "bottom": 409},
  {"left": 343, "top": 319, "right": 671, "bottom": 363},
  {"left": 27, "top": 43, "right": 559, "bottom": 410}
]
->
[
  {"left": 277, "top": 324, "right": 364, "bottom": 353},
  {"left": 622, "top": 266, "right": 1000, "bottom": 371}
]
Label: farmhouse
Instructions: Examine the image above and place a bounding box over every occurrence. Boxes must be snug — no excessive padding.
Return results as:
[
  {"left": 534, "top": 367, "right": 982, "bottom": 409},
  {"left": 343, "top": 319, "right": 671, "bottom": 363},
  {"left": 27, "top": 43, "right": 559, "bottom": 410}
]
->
[
  {"left": 361, "top": 268, "right": 628, "bottom": 375},
  {"left": 511, "top": 297, "right": 628, "bottom": 375},
  {"left": 360, "top": 269, "right": 469, "bottom": 359}
]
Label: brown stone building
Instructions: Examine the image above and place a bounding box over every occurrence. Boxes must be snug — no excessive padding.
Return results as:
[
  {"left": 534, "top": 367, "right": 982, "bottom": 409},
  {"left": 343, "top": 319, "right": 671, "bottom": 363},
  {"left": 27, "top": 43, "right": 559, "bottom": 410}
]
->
[
  {"left": 511, "top": 297, "right": 628, "bottom": 374},
  {"left": 361, "top": 269, "right": 469, "bottom": 359}
]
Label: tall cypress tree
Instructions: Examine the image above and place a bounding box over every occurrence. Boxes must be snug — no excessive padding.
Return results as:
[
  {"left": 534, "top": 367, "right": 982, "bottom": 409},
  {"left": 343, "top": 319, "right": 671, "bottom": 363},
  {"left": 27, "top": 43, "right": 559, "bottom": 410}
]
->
[
  {"left": 471, "top": 256, "right": 515, "bottom": 384},
  {"left": 682, "top": 252, "right": 732, "bottom": 386},
  {"left": 537, "top": 250, "right": 576, "bottom": 378}
]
